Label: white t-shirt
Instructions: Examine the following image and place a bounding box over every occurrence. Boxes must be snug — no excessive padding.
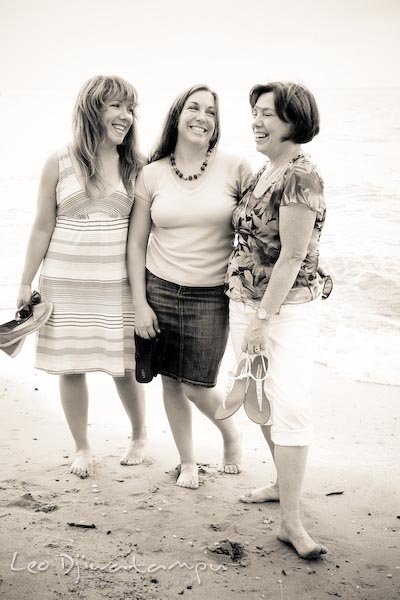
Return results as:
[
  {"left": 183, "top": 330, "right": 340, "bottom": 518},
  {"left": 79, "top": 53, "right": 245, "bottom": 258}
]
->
[{"left": 135, "top": 149, "right": 253, "bottom": 287}]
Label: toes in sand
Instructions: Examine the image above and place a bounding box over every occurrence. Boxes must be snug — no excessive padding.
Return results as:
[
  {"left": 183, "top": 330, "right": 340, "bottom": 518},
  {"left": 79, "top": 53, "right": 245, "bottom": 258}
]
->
[
  {"left": 221, "top": 436, "right": 242, "bottom": 474},
  {"left": 278, "top": 523, "right": 328, "bottom": 560},
  {"left": 239, "top": 483, "right": 280, "bottom": 503},
  {"left": 70, "top": 449, "right": 93, "bottom": 479},
  {"left": 176, "top": 463, "right": 199, "bottom": 489},
  {"left": 120, "top": 437, "right": 148, "bottom": 466}
]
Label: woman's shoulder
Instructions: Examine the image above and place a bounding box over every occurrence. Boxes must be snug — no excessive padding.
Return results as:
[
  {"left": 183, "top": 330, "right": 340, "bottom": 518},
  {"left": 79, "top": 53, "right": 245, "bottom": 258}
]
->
[
  {"left": 215, "top": 148, "right": 249, "bottom": 168},
  {"left": 53, "top": 144, "right": 76, "bottom": 165},
  {"left": 37, "top": 151, "right": 60, "bottom": 191},
  {"left": 137, "top": 157, "right": 168, "bottom": 184},
  {"left": 288, "top": 153, "right": 324, "bottom": 188},
  {"left": 214, "top": 149, "right": 254, "bottom": 184},
  {"left": 280, "top": 153, "right": 325, "bottom": 214},
  {"left": 135, "top": 158, "right": 170, "bottom": 200},
  {"left": 141, "top": 157, "right": 169, "bottom": 174},
  {"left": 40, "top": 146, "right": 67, "bottom": 171}
]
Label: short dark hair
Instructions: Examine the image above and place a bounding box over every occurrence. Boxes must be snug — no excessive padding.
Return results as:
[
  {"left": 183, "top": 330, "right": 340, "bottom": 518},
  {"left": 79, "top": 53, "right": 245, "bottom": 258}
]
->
[
  {"left": 149, "top": 84, "right": 220, "bottom": 162},
  {"left": 249, "top": 81, "right": 320, "bottom": 143}
]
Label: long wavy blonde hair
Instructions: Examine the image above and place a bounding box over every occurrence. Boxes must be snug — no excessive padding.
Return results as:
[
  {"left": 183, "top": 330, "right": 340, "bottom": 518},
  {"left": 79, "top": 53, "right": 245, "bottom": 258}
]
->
[{"left": 72, "top": 75, "right": 144, "bottom": 198}]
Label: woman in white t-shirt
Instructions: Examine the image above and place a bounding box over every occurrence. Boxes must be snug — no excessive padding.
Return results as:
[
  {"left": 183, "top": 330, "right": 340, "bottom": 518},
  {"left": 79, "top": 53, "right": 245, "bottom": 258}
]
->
[{"left": 128, "top": 85, "right": 252, "bottom": 489}]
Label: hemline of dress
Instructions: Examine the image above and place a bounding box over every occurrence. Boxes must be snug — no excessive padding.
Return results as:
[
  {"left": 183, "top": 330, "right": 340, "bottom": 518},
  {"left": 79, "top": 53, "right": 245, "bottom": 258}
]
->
[
  {"left": 34, "top": 366, "right": 135, "bottom": 377},
  {"left": 158, "top": 369, "right": 217, "bottom": 389}
]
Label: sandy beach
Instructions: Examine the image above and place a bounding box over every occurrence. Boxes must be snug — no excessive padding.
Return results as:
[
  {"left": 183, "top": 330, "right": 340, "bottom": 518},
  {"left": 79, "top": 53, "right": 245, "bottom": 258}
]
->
[{"left": 0, "top": 336, "right": 399, "bottom": 600}]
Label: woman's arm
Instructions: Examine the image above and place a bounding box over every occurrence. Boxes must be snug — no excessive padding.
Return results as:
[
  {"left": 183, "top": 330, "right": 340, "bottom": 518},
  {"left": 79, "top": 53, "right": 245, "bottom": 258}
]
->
[
  {"left": 242, "top": 203, "right": 316, "bottom": 353},
  {"left": 127, "top": 196, "right": 160, "bottom": 339},
  {"left": 16, "top": 153, "right": 58, "bottom": 307}
]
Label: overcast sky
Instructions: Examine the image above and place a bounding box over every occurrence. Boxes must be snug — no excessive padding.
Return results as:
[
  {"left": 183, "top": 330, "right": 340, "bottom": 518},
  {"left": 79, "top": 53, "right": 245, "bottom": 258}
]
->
[{"left": 1, "top": 0, "right": 399, "bottom": 96}]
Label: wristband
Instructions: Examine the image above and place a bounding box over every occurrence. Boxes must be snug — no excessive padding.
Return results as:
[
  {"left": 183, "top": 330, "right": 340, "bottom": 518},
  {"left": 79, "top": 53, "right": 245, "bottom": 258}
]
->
[{"left": 257, "top": 308, "right": 274, "bottom": 320}]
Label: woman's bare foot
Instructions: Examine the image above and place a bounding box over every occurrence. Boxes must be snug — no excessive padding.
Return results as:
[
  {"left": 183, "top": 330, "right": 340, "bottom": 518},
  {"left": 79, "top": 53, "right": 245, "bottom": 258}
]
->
[
  {"left": 176, "top": 463, "right": 199, "bottom": 489},
  {"left": 120, "top": 437, "right": 147, "bottom": 466},
  {"left": 240, "top": 483, "right": 280, "bottom": 503},
  {"left": 220, "top": 435, "right": 242, "bottom": 474},
  {"left": 278, "top": 522, "right": 328, "bottom": 559},
  {"left": 71, "top": 449, "right": 93, "bottom": 478}
]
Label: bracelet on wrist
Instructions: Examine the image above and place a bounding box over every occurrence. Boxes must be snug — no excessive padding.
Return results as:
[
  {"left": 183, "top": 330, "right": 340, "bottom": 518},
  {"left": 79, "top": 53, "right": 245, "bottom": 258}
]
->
[{"left": 257, "top": 308, "right": 274, "bottom": 321}]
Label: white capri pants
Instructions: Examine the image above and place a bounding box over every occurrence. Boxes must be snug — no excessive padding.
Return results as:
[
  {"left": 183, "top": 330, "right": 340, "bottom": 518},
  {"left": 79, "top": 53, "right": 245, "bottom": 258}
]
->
[{"left": 229, "top": 297, "right": 321, "bottom": 446}]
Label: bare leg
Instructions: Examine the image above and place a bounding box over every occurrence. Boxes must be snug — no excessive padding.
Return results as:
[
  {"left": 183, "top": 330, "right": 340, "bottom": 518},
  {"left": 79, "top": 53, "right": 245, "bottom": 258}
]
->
[
  {"left": 60, "top": 374, "right": 93, "bottom": 478},
  {"left": 113, "top": 372, "right": 147, "bottom": 465},
  {"left": 275, "top": 445, "right": 327, "bottom": 559},
  {"left": 182, "top": 383, "right": 242, "bottom": 475},
  {"left": 240, "top": 424, "right": 279, "bottom": 503},
  {"left": 261, "top": 424, "right": 276, "bottom": 461},
  {"left": 162, "top": 376, "right": 198, "bottom": 489}
]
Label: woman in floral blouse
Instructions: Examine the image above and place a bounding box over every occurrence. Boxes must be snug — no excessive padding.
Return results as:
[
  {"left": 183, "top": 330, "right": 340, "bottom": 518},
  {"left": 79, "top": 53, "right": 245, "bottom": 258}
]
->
[{"left": 226, "top": 82, "right": 328, "bottom": 559}]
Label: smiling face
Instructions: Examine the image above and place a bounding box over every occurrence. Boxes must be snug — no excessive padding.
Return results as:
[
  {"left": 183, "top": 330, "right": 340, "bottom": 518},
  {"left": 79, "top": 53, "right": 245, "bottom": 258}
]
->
[
  {"left": 177, "top": 90, "right": 216, "bottom": 149},
  {"left": 101, "top": 98, "right": 134, "bottom": 146},
  {"left": 252, "top": 92, "right": 293, "bottom": 159}
]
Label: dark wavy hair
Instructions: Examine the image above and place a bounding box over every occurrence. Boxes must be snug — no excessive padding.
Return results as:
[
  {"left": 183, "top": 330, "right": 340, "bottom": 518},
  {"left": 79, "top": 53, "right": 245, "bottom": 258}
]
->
[
  {"left": 249, "top": 81, "right": 320, "bottom": 143},
  {"left": 72, "top": 75, "right": 144, "bottom": 197},
  {"left": 149, "top": 84, "right": 220, "bottom": 163}
]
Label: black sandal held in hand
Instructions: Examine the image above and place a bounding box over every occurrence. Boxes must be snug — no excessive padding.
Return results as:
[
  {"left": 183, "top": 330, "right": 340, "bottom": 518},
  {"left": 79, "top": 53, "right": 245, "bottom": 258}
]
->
[
  {"left": 134, "top": 328, "right": 168, "bottom": 383},
  {"left": 0, "top": 291, "right": 42, "bottom": 332}
]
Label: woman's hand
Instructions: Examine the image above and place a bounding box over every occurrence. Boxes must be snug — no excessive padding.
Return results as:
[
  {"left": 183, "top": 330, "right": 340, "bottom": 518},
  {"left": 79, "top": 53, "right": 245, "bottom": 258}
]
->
[
  {"left": 241, "top": 315, "right": 270, "bottom": 355},
  {"left": 16, "top": 284, "right": 32, "bottom": 309},
  {"left": 134, "top": 303, "right": 160, "bottom": 339}
]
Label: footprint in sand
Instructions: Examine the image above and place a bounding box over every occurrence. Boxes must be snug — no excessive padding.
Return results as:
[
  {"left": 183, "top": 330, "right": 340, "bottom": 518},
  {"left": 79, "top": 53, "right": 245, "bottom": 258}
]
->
[{"left": 7, "top": 492, "right": 58, "bottom": 512}]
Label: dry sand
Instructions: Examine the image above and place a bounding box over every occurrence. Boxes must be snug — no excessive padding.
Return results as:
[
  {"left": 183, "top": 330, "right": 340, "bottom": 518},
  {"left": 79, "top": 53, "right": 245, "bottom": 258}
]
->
[{"left": 0, "top": 337, "right": 399, "bottom": 600}]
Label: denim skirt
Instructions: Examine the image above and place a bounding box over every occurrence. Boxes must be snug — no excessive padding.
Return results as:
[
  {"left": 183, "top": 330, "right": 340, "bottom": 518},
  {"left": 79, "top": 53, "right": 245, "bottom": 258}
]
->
[{"left": 146, "top": 270, "right": 229, "bottom": 387}]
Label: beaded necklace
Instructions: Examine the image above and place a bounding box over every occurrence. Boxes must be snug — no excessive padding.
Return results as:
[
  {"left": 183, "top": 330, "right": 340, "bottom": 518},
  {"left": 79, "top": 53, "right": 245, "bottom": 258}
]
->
[{"left": 170, "top": 149, "right": 212, "bottom": 181}]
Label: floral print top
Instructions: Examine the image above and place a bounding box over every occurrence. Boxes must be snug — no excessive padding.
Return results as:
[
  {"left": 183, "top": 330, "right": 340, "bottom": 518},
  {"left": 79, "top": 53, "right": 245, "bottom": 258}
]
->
[{"left": 226, "top": 153, "right": 326, "bottom": 306}]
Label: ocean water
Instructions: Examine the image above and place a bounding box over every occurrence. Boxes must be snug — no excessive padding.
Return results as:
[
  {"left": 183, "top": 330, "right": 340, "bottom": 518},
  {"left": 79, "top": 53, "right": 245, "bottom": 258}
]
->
[{"left": 0, "top": 88, "right": 399, "bottom": 386}]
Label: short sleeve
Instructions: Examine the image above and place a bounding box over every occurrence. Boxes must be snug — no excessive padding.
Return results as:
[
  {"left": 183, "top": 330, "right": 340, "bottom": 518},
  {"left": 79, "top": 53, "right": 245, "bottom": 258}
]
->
[
  {"left": 134, "top": 166, "right": 154, "bottom": 204},
  {"left": 280, "top": 161, "right": 325, "bottom": 217},
  {"left": 236, "top": 157, "right": 254, "bottom": 198}
]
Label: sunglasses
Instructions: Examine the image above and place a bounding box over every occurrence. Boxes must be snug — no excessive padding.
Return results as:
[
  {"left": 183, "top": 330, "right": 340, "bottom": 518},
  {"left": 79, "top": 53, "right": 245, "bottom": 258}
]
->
[{"left": 16, "top": 291, "right": 42, "bottom": 322}]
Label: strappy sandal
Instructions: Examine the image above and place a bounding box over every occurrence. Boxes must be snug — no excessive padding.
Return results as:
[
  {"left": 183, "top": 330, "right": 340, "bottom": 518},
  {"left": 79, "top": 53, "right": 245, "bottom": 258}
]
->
[
  {"left": 243, "top": 354, "right": 270, "bottom": 425},
  {"left": 0, "top": 291, "right": 53, "bottom": 350},
  {"left": 215, "top": 355, "right": 251, "bottom": 420}
]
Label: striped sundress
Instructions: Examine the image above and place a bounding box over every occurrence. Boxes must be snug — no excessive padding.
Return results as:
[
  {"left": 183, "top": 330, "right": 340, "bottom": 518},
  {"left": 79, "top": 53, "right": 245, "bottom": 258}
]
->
[{"left": 35, "top": 147, "right": 135, "bottom": 376}]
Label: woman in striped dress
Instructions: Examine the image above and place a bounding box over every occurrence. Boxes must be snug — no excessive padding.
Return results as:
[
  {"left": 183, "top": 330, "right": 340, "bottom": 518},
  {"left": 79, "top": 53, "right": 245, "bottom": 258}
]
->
[{"left": 17, "top": 75, "right": 147, "bottom": 478}]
